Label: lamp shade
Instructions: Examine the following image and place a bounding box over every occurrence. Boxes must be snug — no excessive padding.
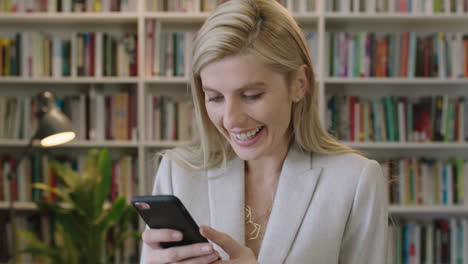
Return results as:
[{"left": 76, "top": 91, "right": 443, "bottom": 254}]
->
[{"left": 35, "top": 92, "right": 76, "bottom": 147}]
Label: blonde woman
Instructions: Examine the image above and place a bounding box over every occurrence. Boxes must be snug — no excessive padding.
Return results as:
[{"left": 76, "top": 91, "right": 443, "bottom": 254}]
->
[{"left": 141, "top": 0, "right": 388, "bottom": 263}]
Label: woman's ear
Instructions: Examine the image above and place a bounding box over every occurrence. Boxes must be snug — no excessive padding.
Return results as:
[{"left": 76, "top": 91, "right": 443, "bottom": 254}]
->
[{"left": 292, "top": 64, "right": 310, "bottom": 102}]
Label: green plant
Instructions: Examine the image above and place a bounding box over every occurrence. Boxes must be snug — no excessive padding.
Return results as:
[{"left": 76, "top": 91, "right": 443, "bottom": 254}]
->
[{"left": 18, "top": 149, "right": 139, "bottom": 264}]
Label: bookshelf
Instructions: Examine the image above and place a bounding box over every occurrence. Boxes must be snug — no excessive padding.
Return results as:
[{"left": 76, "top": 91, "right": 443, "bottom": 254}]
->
[
  {"left": 1, "top": 0, "right": 468, "bottom": 262},
  {"left": 0, "top": 202, "right": 37, "bottom": 211},
  {"left": 389, "top": 205, "right": 468, "bottom": 216},
  {"left": 325, "top": 77, "right": 468, "bottom": 84},
  {"left": 0, "top": 13, "right": 139, "bottom": 23},
  {"left": 324, "top": 13, "right": 468, "bottom": 22}
]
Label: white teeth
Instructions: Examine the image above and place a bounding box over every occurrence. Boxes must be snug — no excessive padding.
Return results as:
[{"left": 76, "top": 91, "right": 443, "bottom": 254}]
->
[{"left": 232, "top": 127, "right": 262, "bottom": 141}]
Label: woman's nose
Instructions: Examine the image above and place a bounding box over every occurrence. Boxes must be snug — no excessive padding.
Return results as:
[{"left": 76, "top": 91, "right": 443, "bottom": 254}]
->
[{"left": 223, "top": 100, "right": 247, "bottom": 129}]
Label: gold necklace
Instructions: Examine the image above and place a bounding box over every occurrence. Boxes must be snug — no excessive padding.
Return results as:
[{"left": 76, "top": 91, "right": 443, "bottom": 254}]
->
[{"left": 244, "top": 192, "right": 275, "bottom": 240}]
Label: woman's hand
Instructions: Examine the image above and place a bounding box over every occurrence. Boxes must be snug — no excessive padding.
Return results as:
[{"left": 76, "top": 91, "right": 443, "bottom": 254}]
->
[
  {"left": 142, "top": 228, "right": 220, "bottom": 264},
  {"left": 200, "top": 226, "right": 258, "bottom": 264}
]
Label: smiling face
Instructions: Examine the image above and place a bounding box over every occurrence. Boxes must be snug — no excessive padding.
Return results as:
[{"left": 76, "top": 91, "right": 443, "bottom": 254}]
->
[{"left": 200, "top": 54, "right": 295, "bottom": 161}]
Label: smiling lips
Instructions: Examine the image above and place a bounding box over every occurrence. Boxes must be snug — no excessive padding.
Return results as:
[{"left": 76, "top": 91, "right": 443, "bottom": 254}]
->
[{"left": 229, "top": 126, "right": 265, "bottom": 147}]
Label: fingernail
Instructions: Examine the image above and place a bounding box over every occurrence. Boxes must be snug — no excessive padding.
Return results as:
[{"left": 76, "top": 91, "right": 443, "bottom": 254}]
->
[
  {"left": 201, "top": 245, "right": 212, "bottom": 253},
  {"left": 172, "top": 232, "right": 182, "bottom": 240}
]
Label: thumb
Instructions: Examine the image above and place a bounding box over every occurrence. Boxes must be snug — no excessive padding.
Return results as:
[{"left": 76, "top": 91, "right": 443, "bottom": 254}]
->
[{"left": 200, "top": 225, "right": 243, "bottom": 258}]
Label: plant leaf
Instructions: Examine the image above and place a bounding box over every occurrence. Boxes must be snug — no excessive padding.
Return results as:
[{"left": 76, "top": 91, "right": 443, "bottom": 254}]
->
[
  {"left": 21, "top": 149, "right": 137, "bottom": 264},
  {"left": 50, "top": 160, "right": 80, "bottom": 190},
  {"left": 71, "top": 179, "right": 99, "bottom": 219},
  {"left": 79, "top": 149, "right": 104, "bottom": 219},
  {"left": 95, "top": 197, "right": 127, "bottom": 233},
  {"left": 17, "top": 230, "right": 62, "bottom": 263},
  {"left": 33, "top": 200, "right": 63, "bottom": 214},
  {"left": 32, "top": 183, "right": 70, "bottom": 202},
  {"left": 93, "top": 148, "right": 112, "bottom": 217},
  {"left": 53, "top": 224, "right": 80, "bottom": 264},
  {"left": 62, "top": 229, "right": 80, "bottom": 264},
  {"left": 83, "top": 149, "right": 100, "bottom": 181},
  {"left": 55, "top": 213, "right": 90, "bottom": 255}
]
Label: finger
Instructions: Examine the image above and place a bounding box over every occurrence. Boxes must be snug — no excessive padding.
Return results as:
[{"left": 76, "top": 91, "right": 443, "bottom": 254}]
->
[
  {"left": 142, "top": 229, "right": 183, "bottom": 249},
  {"left": 199, "top": 226, "right": 242, "bottom": 258},
  {"left": 159, "top": 243, "right": 215, "bottom": 263},
  {"left": 209, "top": 257, "right": 226, "bottom": 264},
  {"left": 171, "top": 252, "right": 220, "bottom": 264}
]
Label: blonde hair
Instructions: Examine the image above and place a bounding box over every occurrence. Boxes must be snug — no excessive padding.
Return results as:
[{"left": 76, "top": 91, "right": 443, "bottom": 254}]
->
[{"left": 165, "top": 0, "right": 359, "bottom": 170}]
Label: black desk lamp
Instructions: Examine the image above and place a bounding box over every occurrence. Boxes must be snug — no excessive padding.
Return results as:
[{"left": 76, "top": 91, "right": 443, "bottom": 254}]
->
[{"left": 7, "top": 91, "right": 76, "bottom": 262}]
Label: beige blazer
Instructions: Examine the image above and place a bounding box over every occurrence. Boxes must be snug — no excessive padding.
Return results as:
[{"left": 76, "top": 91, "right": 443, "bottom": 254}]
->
[{"left": 140, "top": 145, "right": 388, "bottom": 264}]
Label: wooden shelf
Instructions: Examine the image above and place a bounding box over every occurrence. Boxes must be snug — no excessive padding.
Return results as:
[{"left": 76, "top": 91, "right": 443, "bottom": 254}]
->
[
  {"left": 143, "top": 12, "right": 319, "bottom": 23},
  {"left": 142, "top": 76, "right": 316, "bottom": 85},
  {"left": 0, "top": 139, "right": 196, "bottom": 149},
  {"left": 2, "top": 10, "right": 465, "bottom": 24},
  {"left": 325, "top": 77, "right": 468, "bottom": 85},
  {"left": 343, "top": 142, "right": 468, "bottom": 149},
  {"left": 0, "top": 77, "right": 138, "bottom": 84},
  {"left": 292, "top": 13, "right": 320, "bottom": 23},
  {"left": 145, "top": 76, "right": 190, "bottom": 84},
  {"left": 144, "top": 12, "right": 209, "bottom": 23},
  {"left": 143, "top": 141, "right": 191, "bottom": 148},
  {"left": 62, "top": 140, "right": 139, "bottom": 148},
  {"left": 3, "top": 203, "right": 467, "bottom": 215},
  {"left": 0, "top": 139, "right": 139, "bottom": 148},
  {"left": 390, "top": 205, "right": 468, "bottom": 215},
  {"left": 325, "top": 13, "right": 468, "bottom": 22},
  {"left": 0, "top": 202, "right": 37, "bottom": 211},
  {"left": 0, "top": 12, "right": 138, "bottom": 24}
]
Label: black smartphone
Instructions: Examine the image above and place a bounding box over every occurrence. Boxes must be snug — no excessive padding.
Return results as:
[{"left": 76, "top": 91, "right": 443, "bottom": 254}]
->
[{"left": 131, "top": 195, "right": 208, "bottom": 248}]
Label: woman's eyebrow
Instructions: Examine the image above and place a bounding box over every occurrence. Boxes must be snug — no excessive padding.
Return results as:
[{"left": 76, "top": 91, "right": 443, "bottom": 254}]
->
[{"left": 202, "top": 81, "right": 267, "bottom": 92}]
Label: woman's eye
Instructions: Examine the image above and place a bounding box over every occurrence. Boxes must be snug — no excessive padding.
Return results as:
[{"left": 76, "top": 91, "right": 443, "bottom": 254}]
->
[
  {"left": 207, "top": 96, "right": 223, "bottom": 102},
  {"left": 243, "top": 93, "right": 263, "bottom": 100}
]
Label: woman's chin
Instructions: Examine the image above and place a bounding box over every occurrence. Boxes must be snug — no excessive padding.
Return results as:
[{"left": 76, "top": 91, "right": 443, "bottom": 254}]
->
[{"left": 231, "top": 146, "right": 263, "bottom": 161}]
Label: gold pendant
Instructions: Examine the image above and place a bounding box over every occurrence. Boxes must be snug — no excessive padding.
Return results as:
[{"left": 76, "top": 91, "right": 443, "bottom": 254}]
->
[{"left": 245, "top": 206, "right": 261, "bottom": 240}]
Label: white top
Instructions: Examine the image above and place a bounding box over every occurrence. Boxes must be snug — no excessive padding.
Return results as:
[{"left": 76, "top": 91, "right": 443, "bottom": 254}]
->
[{"left": 141, "top": 145, "right": 388, "bottom": 264}]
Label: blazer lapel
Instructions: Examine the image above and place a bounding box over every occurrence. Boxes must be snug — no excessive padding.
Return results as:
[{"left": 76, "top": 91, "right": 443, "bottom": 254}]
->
[
  {"left": 258, "top": 146, "right": 322, "bottom": 263},
  {"left": 207, "top": 157, "right": 245, "bottom": 258}
]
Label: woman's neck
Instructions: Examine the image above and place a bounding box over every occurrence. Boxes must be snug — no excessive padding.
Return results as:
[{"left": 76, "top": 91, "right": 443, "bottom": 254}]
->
[{"left": 244, "top": 141, "right": 290, "bottom": 183}]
